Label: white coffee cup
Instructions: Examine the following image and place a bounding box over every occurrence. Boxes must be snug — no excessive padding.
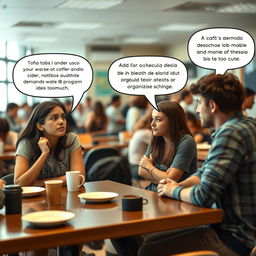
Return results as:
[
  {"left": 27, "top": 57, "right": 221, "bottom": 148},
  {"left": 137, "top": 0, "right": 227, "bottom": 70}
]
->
[{"left": 66, "top": 171, "right": 85, "bottom": 192}]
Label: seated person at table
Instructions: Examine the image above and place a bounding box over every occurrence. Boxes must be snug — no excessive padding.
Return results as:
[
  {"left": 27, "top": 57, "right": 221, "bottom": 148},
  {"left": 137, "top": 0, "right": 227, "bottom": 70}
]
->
[
  {"left": 185, "top": 111, "right": 212, "bottom": 144},
  {"left": 84, "top": 101, "right": 108, "bottom": 135},
  {"left": 14, "top": 101, "right": 85, "bottom": 187},
  {"left": 151, "top": 73, "right": 256, "bottom": 256},
  {"left": 128, "top": 108, "right": 152, "bottom": 185},
  {"left": 0, "top": 179, "right": 5, "bottom": 209},
  {"left": 0, "top": 117, "right": 18, "bottom": 176},
  {"left": 138, "top": 101, "right": 197, "bottom": 192}
]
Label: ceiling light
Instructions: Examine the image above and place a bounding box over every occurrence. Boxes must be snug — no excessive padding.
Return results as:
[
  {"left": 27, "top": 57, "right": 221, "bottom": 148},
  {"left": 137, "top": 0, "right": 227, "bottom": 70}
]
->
[
  {"left": 159, "top": 23, "right": 206, "bottom": 31},
  {"left": 123, "top": 37, "right": 158, "bottom": 44},
  {"left": 218, "top": 3, "right": 256, "bottom": 14},
  {"left": 56, "top": 22, "right": 102, "bottom": 30},
  {"left": 23, "top": 37, "right": 57, "bottom": 43},
  {"left": 57, "top": 0, "right": 124, "bottom": 10}
]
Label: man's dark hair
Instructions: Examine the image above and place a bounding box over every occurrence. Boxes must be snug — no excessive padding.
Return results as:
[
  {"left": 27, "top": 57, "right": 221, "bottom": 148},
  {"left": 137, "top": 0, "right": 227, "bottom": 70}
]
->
[
  {"left": 245, "top": 88, "right": 255, "bottom": 97},
  {"left": 180, "top": 90, "right": 191, "bottom": 101},
  {"left": 190, "top": 73, "right": 244, "bottom": 113},
  {"left": 111, "top": 95, "right": 120, "bottom": 104},
  {"left": 6, "top": 103, "right": 19, "bottom": 112}
]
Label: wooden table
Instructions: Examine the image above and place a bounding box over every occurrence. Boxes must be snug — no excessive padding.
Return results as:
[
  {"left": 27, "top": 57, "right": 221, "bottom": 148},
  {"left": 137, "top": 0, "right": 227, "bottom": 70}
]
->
[
  {"left": 82, "top": 141, "right": 128, "bottom": 154},
  {"left": 0, "top": 180, "right": 222, "bottom": 254},
  {"left": 197, "top": 149, "right": 209, "bottom": 161},
  {"left": 0, "top": 151, "right": 16, "bottom": 161}
]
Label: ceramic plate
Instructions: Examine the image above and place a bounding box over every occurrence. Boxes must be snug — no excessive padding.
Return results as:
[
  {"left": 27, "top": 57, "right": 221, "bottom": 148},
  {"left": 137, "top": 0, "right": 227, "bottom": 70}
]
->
[
  {"left": 78, "top": 192, "right": 119, "bottom": 203},
  {"left": 22, "top": 187, "right": 45, "bottom": 197},
  {"left": 22, "top": 210, "right": 75, "bottom": 227},
  {"left": 197, "top": 144, "right": 211, "bottom": 150}
]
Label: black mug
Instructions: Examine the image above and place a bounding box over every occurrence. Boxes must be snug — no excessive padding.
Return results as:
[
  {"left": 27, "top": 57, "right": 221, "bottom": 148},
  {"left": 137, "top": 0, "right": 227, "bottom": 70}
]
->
[
  {"left": 121, "top": 195, "right": 148, "bottom": 211},
  {"left": 3, "top": 185, "right": 22, "bottom": 215}
]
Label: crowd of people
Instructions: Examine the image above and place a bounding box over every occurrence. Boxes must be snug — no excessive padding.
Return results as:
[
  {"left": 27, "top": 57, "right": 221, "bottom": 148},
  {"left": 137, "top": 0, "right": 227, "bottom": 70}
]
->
[{"left": 0, "top": 72, "right": 255, "bottom": 256}]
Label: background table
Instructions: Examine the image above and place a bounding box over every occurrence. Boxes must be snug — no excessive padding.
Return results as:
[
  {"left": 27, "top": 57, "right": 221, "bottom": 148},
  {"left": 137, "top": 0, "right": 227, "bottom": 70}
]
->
[{"left": 0, "top": 180, "right": 222, "bottom": 254}]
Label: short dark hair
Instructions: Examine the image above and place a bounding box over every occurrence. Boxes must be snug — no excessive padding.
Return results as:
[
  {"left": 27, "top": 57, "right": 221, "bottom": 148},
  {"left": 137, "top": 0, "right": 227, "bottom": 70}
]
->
[
  {"left": 180, "top": 90, "right": 191, "bottom": 101},
  {"left": 6, "top": 103, "right": 19, "bottom": 112},
  {"left": 245, "top": 88, "right": 255, "bottom": 97},
  {"left": 111, "top": 95, "right": 120, "bottom": 104},
  {"left": 190, "top": 73, "right": 244, "bottom": 113}
]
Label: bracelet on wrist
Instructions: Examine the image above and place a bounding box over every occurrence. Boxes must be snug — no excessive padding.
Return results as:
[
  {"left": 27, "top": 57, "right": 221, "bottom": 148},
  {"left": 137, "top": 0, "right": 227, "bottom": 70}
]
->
[{"left": 172, "top": 186, "right": 183, "bottom": 200}]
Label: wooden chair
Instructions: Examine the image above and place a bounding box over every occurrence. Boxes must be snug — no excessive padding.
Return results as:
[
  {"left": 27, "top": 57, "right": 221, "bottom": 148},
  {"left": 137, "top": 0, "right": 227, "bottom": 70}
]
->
[{"left": 171, "top": 251, "right": 219, "bottom": 256}]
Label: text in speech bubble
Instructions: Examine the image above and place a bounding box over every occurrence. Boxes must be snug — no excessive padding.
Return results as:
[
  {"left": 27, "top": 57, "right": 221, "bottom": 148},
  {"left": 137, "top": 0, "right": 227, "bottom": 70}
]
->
[
  {"left": 13, "top": 53, "right": 93, "bottom": 111},
  {"left": 188, "top": 28, "right": 255, "bottom": 75},
  {"left": 108, "top": 56, "right": 188, "bottom": 110}
]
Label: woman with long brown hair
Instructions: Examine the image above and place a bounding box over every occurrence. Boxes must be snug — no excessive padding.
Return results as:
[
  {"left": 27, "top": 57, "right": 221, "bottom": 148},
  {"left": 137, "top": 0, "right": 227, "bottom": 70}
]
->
[
  {"left": 138, "top": 101, "right": 197, "bottom": 192},
  {"left": 14, "top": 101, "right": 85, "bottom": 187}
]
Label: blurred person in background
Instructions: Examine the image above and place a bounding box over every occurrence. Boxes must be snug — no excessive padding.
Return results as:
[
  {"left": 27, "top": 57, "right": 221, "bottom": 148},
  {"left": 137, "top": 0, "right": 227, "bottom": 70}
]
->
[
  {"left": 0, "top": 117, "right": 18, "bottom": 152},
  {"left": 84, "top": 101, "right": 108, "bottom": 135},
  {"left": 179, "top": 89, "right": 195, "bottom": 113},
  {"left": 185, "top": 111, "right": 212, "bottom": 144},
  {"left": 0, "top": 117, "right": 18, "bottom": 177},
  {"left": 72, "top": 103, "right": 86, "bottom": 133},
  {"left": 125, "top": 96, "right": 148, "bottom": 131},
  {"left": 242, "top": 87, "right": 255, "bottom": 117},
  {"left": 128, "top": 108, "right": 152, "bottom": 187},
  {"left": 106, "top": 95, "right": 125, "bottom": 135},
  {"left": 5, "top": 103, "right": 22, "bottom": 133}
]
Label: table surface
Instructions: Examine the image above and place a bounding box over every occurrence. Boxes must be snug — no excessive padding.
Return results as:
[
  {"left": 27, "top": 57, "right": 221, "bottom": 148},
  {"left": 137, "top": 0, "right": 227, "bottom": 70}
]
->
[
  {"left": 0, "top": 151, "right": 16, "bottom": 161},
  {"left": 0, "top": 180, "right": 222, "bottom": 254}
]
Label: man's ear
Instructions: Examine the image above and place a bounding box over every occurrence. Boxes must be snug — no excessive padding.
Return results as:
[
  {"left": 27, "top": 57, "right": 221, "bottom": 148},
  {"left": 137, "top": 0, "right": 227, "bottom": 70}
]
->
[
  {"left": 36, "top": 122, "right": 44, "bottom": 131},
  {"left": 210, "top": 100, "right": 218, "bottom": 113}
]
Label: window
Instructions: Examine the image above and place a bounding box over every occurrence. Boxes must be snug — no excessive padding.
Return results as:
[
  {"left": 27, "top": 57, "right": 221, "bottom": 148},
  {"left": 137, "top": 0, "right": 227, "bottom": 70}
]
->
[{"left": 0, "top": 40, "right": 32, "bottom": 111}]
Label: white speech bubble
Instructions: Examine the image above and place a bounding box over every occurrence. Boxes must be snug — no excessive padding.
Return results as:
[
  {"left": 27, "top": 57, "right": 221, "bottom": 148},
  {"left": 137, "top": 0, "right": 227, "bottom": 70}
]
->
[
  {"left": 188, "top": 28, "right": 255, "bottom": 75},
  {"left": 13, "top": 53, "right": 93, "bottom": 111},
  {"left": 108, "top": 56, "right": 188, "bottom": 110}
]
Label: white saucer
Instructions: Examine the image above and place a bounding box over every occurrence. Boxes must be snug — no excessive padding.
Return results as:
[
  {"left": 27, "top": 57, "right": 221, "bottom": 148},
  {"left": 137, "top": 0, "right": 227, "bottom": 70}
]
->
[
  {"left": 22, "top": 210, "right": 75, "bottom": 227},
  {"left": 78, "top": 192, "right": 119, "bottom": 203},
  {"left": 22, "top": 187, "right": 45, "bottom": 197}
]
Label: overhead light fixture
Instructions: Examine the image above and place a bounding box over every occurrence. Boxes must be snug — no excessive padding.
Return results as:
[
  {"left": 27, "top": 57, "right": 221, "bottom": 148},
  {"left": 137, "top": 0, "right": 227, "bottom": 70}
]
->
[
  {"left": 57, "top": 0, "right": 124, "bottom": 10},
  {"left": 55, "top": 22, "right": 102, "bottom": 29},
  {"left": 123, "top": 37, "right": 158, "bottom": 44},
  {"left": 159, "top": 23, "right": 206, "bottom": 31},
  {"left": 23, "top": 37, "right": 57, "bottom": 43},
  {"left": 218, "top": 3, "right": 256, "bottom": 13},
  {"left": 165, "top": 1, "right": 256, "bottom": 14}
]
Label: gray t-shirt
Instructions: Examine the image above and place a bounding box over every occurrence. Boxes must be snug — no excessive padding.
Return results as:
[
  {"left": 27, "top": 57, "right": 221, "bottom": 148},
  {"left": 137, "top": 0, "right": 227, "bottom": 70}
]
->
[
  {"left": 16, "top": 132, "right": 81, "bottom": 180},
  {"left": 145, "top": 134, "right": 197, "bottom": 192}
]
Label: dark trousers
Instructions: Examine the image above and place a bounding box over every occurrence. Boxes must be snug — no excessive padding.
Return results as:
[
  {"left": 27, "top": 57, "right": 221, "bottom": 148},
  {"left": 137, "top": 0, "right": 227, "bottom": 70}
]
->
[{"left": 111, "top": 227, "right": 248, "bottom": 256}]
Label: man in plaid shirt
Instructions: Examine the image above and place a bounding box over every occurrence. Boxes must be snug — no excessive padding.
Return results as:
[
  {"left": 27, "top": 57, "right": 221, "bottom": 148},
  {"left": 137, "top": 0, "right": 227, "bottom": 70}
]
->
[{"left": 111, "top": 73, "right": 256, "bottom": 256}]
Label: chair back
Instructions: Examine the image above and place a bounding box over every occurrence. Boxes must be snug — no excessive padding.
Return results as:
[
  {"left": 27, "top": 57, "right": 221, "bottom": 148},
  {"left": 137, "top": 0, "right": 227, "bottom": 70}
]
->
[
  {"left": 84, "top": 147, "right": 120, "bottom": 172},
  {"left": 1, "top": 173, "right": 14, "bottom": 185}
]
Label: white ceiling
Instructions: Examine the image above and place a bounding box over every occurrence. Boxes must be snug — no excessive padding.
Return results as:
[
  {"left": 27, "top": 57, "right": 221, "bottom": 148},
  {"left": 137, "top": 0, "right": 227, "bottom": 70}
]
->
[{"left": 0, "top": 0, "right": 255, "bottom": 51}]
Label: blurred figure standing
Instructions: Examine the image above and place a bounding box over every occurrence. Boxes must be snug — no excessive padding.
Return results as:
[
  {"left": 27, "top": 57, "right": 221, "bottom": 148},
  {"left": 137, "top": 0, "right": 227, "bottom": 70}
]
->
[{"left": 106, "top": 95, "right": 125, "bottom": 135}]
